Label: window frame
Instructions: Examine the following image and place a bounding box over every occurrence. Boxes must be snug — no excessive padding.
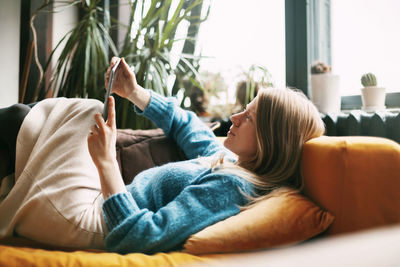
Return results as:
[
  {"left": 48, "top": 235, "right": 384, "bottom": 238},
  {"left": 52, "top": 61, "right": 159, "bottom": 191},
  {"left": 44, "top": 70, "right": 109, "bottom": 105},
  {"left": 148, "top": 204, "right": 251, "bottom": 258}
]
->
[{"left": 285, "top": 0, "right": 400, "bottom": 110}]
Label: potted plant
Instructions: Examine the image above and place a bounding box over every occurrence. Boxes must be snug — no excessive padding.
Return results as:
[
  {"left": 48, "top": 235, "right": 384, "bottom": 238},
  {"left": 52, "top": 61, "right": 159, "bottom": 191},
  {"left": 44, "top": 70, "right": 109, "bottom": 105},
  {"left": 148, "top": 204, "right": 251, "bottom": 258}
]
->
[
  {"left": 31, "top": 0, "right": 209, "bottom": 129},
  {"left": 360, "top": 73, "right": 386, "bottom": 112},
  {"left": 310, "top": 61, "right": 341, "bottom": 114}
]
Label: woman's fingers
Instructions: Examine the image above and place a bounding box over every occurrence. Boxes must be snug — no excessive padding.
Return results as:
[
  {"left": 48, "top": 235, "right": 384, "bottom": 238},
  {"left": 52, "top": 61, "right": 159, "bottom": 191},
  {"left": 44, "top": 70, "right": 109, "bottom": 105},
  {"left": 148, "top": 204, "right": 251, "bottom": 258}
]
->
[
  {"left": 105, "top": 71, "right": 110, "bottom": 83},
  {"left": 106, "top": 96, "right": 116, "bottom": 129},
  {"left": 111, "top": 56, "right": 120, "bottom": 65},
  {"left": 94, "top": 114, "right": 106, "bottom": 132},
  {"left": 105, "top": 57, "right": 121, "bottom": 89},
  {"left": 120, "top": 57, "right": 133, "bottom": 76},
  {"left": 90, "top": 124, "right": 98, "bottom": 134},
  {"left": 90, "top": 97, "right": 115, "bottom": 136}
]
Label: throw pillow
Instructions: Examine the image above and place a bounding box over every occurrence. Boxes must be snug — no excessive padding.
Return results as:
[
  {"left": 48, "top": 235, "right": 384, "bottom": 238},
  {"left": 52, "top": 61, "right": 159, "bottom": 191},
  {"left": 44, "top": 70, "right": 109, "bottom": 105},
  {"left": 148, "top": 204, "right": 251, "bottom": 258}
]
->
[
  {"left": 183, "top": 187, "right": 334, "bottom": 254},
  {"left": 116, "top": 129, "right": 186, "bottom": 184}
]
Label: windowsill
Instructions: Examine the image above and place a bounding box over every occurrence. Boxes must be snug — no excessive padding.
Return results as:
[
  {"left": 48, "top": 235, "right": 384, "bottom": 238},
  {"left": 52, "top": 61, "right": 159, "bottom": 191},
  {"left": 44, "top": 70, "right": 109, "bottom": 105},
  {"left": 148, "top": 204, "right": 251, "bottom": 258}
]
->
[
  {"left": 340, "top": 108, "right": 400, "bottom": 114},
  {"left": 341, "top": 92, "right": 400, "bottom": 110}
]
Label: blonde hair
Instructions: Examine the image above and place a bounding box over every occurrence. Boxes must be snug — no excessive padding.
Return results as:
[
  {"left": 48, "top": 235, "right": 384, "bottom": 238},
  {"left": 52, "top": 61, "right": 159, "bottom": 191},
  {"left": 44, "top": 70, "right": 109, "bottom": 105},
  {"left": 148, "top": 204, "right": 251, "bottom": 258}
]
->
[{"left": 206, "top": 87, "right": 325, "bottom": 203}]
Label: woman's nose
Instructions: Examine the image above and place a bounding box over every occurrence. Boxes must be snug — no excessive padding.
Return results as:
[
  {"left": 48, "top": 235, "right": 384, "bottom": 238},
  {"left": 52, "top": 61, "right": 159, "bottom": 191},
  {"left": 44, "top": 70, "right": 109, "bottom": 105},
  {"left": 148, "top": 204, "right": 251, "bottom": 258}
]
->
[{"left": 230, "top": 113, "right": 241, "bottom": 126}]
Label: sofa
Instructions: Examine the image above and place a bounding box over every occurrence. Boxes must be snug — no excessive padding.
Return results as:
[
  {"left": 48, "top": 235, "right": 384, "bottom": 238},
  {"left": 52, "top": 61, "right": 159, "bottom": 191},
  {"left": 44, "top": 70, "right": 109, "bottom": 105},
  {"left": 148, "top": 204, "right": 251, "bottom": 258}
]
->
[{"left": 1, "top": 129, "right": 400, "bottom": 266}]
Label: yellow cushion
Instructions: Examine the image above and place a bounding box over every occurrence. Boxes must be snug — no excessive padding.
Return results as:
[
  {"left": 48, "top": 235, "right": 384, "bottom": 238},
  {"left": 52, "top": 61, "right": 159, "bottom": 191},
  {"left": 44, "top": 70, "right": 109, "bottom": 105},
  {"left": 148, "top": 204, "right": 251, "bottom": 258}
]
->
[
  {"left": 302, "top": 136, "right": 400, "bottom": 236},
  {"left": 0, "top": 244, "right": 212, "bottom": 267},
  {"left": 183, "top": 188, "right": 334, "bottom": 254}
]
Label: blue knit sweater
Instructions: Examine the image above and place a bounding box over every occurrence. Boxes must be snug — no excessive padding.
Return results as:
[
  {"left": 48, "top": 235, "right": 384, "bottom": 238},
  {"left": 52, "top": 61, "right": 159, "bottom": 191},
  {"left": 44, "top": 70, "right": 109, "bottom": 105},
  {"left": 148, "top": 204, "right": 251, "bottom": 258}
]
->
[{"left": 102, "top": 91, "right": 253, "bottom": 254}]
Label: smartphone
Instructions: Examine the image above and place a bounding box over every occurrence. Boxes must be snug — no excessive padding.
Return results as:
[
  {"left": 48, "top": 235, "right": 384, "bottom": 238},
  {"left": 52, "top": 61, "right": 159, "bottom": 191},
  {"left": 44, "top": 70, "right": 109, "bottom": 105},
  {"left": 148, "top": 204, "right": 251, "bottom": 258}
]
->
[{"left": 103, "top": 58, "right": 121, "bottom": 121}]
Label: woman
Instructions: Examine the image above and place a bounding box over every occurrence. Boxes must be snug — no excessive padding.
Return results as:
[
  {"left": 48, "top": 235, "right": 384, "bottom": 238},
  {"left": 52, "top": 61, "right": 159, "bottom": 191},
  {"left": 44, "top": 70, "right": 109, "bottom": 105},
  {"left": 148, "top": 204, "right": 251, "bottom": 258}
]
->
[{"left": 0, "top": 57, "right": 324, "bottom": 254}]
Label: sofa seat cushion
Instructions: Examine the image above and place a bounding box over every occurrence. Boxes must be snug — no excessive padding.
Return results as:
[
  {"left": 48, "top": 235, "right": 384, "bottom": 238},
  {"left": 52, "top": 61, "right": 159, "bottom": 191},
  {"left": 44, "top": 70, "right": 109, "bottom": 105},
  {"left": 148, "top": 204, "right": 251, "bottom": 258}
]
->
[{"left": 0, "top": 243, "right": 212, "bottom": 267}]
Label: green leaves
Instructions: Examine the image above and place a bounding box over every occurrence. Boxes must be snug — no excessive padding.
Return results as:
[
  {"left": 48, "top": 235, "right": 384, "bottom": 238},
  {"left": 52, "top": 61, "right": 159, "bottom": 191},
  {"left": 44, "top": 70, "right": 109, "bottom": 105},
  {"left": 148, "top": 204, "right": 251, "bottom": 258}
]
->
[
  {"left": 42, "top": 0, "right": 116, "bottom": 100},
  {"left": 242, "top": 64, "right": 275, "bottom": 105},
  {"left": 116, "top": 0, "right": 207, "bottom": 128},
  {"left": 39, "top": 0, "right": 208, "bottom": 129}
]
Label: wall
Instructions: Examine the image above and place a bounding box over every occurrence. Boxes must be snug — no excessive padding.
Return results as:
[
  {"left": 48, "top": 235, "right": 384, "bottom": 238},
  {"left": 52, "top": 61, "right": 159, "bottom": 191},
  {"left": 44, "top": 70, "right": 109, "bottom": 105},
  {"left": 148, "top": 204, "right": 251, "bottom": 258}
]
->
[
  {"left": 0, "top": 0, "right": 21, "bottom": 107},
  {"left": 0, "top": 1, "right": 78, "bottom": 108},
  {"left": 52, "top": 3, "right": 78, "bottom": 72}
]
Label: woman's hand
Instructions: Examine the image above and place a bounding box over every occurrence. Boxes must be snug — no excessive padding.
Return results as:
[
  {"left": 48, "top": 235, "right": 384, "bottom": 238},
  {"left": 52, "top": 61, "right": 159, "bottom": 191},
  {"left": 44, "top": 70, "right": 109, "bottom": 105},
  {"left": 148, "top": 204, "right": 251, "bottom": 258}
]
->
[
  {"left": 88, "top": 96, "right": 127, "bottom": 199},
  {"left": 105, "top": 57, "right": 138, "bottom": 99},
  {"left": 88, "top": 96, "right": 117, "bottom": 168},
  {"left": 105, "top": 57, "right": 151, "bottom": 111}
]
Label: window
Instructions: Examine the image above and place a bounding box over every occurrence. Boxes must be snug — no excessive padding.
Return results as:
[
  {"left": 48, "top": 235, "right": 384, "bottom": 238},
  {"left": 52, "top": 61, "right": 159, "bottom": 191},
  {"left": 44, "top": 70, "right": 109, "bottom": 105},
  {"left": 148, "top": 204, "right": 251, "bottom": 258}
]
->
[
  {"left": 197, "top": 0, "right": 285, "bottom": 104},
  {"left": 331, "top": 0, "right": 400, "bottom": 96}
]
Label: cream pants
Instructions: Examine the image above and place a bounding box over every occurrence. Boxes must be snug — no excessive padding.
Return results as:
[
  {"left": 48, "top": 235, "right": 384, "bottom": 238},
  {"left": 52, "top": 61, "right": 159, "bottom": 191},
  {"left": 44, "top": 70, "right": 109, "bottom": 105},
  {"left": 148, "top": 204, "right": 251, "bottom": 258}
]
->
[{"left": 0, "top": 98, "right": 108, "bottom": 249}]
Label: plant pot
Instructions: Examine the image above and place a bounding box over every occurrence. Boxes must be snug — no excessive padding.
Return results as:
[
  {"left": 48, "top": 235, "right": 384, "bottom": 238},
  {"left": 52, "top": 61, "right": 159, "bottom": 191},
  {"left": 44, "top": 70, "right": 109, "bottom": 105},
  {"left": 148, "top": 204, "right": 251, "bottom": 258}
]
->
[
  {"left": 310, "top": 74, "right": 341, "bottom": 114},
  {"left": 361, "top": 86, "right": 386, "bottom": 112}
]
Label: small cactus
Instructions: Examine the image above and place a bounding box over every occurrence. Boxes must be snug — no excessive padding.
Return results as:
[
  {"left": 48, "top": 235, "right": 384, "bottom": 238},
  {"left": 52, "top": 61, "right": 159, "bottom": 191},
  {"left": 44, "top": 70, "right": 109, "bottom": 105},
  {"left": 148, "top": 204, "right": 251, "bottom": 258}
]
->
[
  {"left": 311, "top": 61, "right": 331, "bottom": 74},
  {"left": 361, "top": 73, "right": 377, "bottom": 87}
]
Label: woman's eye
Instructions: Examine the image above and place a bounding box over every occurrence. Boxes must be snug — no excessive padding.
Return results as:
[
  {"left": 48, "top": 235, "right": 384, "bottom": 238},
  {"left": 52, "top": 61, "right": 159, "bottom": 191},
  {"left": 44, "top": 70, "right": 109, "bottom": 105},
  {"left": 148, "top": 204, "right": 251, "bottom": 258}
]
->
[{"left": 242, "top": 109, "right": 251, "bottom": 121}]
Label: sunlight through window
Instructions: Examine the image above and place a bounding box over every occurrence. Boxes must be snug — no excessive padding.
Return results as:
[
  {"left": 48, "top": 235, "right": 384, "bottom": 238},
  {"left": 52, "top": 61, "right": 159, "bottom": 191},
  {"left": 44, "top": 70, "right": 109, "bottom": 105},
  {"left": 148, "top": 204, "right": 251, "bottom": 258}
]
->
[{"left": 197, "top": 0, "right": 285, "bottom": 104}]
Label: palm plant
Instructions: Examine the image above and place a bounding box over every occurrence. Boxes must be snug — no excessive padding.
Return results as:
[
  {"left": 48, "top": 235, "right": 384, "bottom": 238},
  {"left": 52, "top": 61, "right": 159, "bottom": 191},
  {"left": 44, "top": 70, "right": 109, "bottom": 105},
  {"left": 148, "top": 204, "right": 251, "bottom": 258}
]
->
[
  {"left": 43, "top": 0, "right": 118, "bottom": 100},
  {"left": 116, "top": 0, "right": 209, "bottom": 128},
  {"left": 241, "top": 64, "right": 274, "bottom": 106},
  {"left": 38, "top": 0, "right": 209, "bottom": 129}
]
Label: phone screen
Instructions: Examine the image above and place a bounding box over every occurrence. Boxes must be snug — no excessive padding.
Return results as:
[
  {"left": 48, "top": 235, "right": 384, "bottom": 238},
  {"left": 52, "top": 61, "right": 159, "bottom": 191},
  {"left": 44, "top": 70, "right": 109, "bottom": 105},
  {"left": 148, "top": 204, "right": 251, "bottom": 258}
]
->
[{"left": 103, "top": 58, "right": 121, "bottom": 121}]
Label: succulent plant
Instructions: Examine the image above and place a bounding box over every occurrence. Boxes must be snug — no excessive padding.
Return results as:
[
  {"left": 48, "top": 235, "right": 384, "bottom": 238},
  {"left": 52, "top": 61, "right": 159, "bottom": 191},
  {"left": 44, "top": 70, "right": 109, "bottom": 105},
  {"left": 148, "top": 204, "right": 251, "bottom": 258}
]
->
[
  {"left": 361, "top": 73, "right": 377, "bottom": 87},
  {"left": 310, "top": 61, "right": 331, "bottom": 74}
]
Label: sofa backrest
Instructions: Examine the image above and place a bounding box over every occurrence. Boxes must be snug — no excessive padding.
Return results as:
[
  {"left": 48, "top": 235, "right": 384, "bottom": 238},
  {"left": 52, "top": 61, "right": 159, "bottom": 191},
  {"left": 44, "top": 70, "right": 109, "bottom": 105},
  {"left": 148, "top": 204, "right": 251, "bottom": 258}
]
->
[
  {"left": 302, "top": 136, "right": 400, "bottom": 236},
  {"left": 115, "top": 130, "right": 400, "bottom": 237}
]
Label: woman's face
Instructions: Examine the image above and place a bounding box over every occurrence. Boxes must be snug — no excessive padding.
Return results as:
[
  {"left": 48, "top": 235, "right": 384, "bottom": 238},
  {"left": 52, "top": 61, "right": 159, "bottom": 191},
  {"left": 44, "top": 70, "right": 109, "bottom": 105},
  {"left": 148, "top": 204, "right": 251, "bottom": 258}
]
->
[{"left": 224, "top": 97, "right": 258, "bottom": 161}]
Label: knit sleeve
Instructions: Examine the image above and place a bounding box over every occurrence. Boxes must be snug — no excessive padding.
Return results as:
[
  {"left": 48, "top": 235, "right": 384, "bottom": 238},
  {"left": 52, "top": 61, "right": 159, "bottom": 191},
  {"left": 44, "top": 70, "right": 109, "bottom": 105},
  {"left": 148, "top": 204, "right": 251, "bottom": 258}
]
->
[
  {"left": 102, "top": 174, "right": 249, "bottom": 254},
  {"left": 134, "top": 90, "right": 225, "bottom": 159}
]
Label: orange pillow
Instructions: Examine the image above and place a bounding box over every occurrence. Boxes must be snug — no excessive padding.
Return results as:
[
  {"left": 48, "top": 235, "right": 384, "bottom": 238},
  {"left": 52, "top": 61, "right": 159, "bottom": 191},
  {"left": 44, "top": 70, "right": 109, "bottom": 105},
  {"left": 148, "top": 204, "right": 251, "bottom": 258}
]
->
[
  {"left": 183, "top": 187, "right": 334, "bottom": 255},
  {"left": 302, "top": 136, "right": 400, "bottom": 236}
]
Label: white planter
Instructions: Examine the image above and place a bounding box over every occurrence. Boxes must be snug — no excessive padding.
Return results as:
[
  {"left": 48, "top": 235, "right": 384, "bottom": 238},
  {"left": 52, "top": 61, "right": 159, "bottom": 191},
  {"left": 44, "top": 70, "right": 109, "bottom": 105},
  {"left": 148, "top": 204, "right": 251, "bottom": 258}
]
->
[
  {"left": 310, "top": 74, "right": 341, "bottom": 114},
  {"left": 361, "top": 86, "right": 386, "bottom": 112}
]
